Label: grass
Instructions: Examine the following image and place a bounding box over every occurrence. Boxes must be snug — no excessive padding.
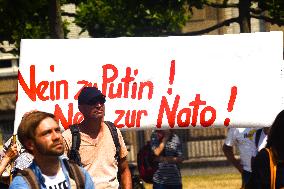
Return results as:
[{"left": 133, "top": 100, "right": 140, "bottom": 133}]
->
[{"left": 144, "top": 173, "right": 241, "bottom": 189}]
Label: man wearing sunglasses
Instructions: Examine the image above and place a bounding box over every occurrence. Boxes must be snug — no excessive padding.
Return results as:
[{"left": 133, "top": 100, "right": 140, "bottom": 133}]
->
[{"left": 62, "top": 87, "right": 132, "bottom": 189}]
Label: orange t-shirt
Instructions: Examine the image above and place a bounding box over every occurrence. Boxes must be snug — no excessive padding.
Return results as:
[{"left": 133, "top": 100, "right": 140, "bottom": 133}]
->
[{"left": 62, "top": 123, "right": 128, "bottom": 189}]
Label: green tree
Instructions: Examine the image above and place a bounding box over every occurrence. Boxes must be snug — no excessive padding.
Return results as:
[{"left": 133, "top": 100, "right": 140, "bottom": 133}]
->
[
  {"left": 1, "top": 0, "right": 283, "bottom": 54},
  {"left": 182, "top": 0, "right": 284, "bottom": 35},
  {"left": 75, "top": 0, "right": 283, "bottom": 36},
  {"left": 0, "top": 0, "right": 66, "bottom": 53},
  {"left": 75, "top": 0, "right": 190, "bottom": 37}
]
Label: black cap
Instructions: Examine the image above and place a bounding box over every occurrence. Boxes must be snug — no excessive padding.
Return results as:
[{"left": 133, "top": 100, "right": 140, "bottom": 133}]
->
[{"left": 78, "top": 87, "right": 106, "bottom": 105}]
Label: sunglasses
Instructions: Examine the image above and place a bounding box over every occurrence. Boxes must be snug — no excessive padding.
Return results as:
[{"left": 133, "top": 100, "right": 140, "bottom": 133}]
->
[{"left": 87, "top": 96, "right": 106, "bottom": 105}]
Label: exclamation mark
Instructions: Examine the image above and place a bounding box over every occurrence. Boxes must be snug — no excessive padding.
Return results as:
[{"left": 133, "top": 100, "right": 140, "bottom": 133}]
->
[
  {"left": 167, "top": 60, "right": 176, "bottom": 95},
  {"left": 224, "top": 86, "right": 238, "bottom": 126}
]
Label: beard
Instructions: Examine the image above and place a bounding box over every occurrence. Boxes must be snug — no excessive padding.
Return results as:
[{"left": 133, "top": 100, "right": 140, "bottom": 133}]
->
[{"left": 34, "top": 140, "right": 64, "bottom": 156}]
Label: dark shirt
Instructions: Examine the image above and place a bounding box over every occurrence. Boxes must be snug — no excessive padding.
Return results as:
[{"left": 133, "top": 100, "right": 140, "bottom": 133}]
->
[
  {"left": 251, "top": 148, "right": 284, "bottom": 189},
  {"left": 150, "top": 131, "right": 183, "bottom": 185}
]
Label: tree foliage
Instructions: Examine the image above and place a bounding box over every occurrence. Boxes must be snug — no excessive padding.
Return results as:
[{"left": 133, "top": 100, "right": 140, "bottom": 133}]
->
[
  {"left": 0, "top": 0, "right": 49, "bottom": 48},
  {"left": 0, "top": 0, "right": 67, "bottom": 53},
  {"left": 75, "top": 0, "right": 190, "bottom": 37},
  {"left": 181, "top": 0, "right": 284, "bottom": 34},
  {"left": 0, "top": 0, "right": 283, "bottom": 53},
  {"left": 74, "top": 0, "right": 283, "bottom": 36}
]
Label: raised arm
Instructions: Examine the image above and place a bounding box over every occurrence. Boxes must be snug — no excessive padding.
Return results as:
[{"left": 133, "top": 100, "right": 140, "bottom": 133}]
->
[{"left": 0, "top": 144, "right": 18, "bottom": 176}]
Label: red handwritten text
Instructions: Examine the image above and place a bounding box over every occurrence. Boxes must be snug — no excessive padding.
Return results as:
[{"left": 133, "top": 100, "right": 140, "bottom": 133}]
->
[
  {"left": 54, "top": 103, "right": 83, "bottom": 129},
  {"left": 18, "top": 65, "right": 68, "bottom": 101},
  {"left": 114, "top": 109, "right": 148, "bottom": 128},
  {"left": 101, "top": 64, "right": 153, "bottom": 100},
  {"left": 156, "top": 94, "right": 216, "bottom": 128}
]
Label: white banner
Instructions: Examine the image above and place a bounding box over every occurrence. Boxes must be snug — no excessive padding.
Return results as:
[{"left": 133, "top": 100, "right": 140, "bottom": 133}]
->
[{"left": 15, "top": 32, "right": 283, "bottom": 131}]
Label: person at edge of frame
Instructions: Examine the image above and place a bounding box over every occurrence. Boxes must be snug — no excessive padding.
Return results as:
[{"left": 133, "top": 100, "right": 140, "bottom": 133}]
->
[
  {"left": 9, "top": 111, "right": 95, "bottom": 189},
  {"left": 249, "top": 110, "right": 284, "bottom": 189}
]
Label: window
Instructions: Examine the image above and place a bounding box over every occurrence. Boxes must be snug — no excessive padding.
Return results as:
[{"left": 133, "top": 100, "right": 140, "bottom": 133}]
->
[
  {"left": 0, "top": 59, "right": 18, "bottom": 76},
  {"left": 0, "top": 59, "right": 12, "bottom": 68}
]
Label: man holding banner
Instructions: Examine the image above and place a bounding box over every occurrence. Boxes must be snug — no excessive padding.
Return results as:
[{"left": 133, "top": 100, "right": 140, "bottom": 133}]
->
[
  {"left": 62, "top": 87, "right": 132, "bottom": 189},
  {"left": 0, "top": 143, "right": 18, "bottom": 188}
]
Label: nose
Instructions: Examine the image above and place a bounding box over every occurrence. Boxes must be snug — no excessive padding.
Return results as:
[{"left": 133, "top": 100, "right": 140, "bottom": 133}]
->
[
  {"left": 94, "top": 102, "right": 104, "bottom": 108},
  {"left": 97, "top": 102, "right": 103, "bottom": 107},
  {"left": 51, "top": 130, "right": 61, "bottom": 141}
]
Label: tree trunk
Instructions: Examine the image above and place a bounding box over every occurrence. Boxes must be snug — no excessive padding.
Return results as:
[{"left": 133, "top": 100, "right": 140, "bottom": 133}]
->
[
  {"left": 49, "top": 0, "right": 64, "bottom": 38},
  {"left": 238, "top": 0, "right": 251, "bottom": 33}
]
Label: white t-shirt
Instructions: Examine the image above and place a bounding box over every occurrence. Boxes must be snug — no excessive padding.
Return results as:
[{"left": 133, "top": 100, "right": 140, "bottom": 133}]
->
[
  {"left": 42, "top": 167, "right": 69, "bottom": 189},
  {"left": 224, "top": 128, "right": 258, "bottom": 172},
  {"left": 255, "top": 129, "right": 268, "bottom": 152}
]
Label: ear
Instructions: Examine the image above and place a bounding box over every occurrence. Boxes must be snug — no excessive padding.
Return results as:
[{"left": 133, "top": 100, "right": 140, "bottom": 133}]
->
[{"left": 24, "top": 139, "right": 35, "bottom": 152}]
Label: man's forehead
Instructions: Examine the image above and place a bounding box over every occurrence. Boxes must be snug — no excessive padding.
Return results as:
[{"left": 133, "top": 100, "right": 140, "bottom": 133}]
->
[{"left": 36, "top": 117, "right": 60, "bottom": 131}]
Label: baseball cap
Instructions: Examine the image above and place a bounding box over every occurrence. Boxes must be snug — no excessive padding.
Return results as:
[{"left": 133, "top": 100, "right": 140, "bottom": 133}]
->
[{"left": 78, "top": 87, "right": 106, "bottom": 105}]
